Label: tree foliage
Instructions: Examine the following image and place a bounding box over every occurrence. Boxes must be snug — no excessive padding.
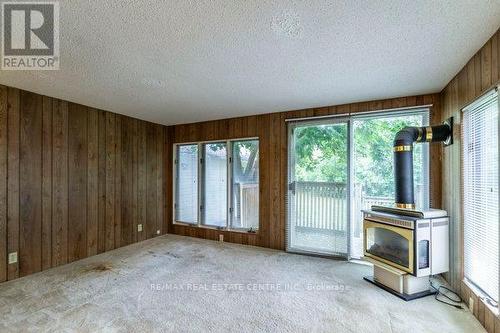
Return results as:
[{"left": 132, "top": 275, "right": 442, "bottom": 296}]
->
[
  {"left": 294, "top": 124, "right": 347, "bottom": 182},
  {"left": 294, "top": 115, "right": 425, "bottom": 197},
  {"left": 207, "top": 141, "right": 259, "bottom": 181}
]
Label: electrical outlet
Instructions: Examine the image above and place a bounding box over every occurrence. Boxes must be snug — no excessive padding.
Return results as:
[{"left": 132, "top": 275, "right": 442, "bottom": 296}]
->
[
  {"left": 156, "top": 229, "right": 161, "bottom": 235},
  {"left": 469, "top": 297, "right": 474, "bottom": 312},
  {"left": 137, "top": 224, "right": 143, "bottom": 232},
  {"left": 219, "top": 234, "right": 224, "bottom": 242},
  {"left": 8, "top": 252, "right": 17, "bottom": 264}
]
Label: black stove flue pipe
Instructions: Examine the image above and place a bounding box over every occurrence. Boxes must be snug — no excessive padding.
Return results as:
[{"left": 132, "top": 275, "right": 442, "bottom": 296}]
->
[{"left": 393, "top": 122, "right": 452, "bottom": 209}]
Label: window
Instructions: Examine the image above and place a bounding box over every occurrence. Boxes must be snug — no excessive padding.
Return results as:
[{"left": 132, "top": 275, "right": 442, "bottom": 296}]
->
[
  {"left": 463, "top": 88, "right": 499, "bottom": 304},
  {"left": 202, "top": 143, "right": 228, "bottom": 227},
  {"left": 175, "top": 144, "right": 198, "bottom": 224},
  {"left": 231, "top": 140, "right": 259, "bottom": 230},
  {"left": 174, "top": 138, "right": 259, "bottom": 231}
]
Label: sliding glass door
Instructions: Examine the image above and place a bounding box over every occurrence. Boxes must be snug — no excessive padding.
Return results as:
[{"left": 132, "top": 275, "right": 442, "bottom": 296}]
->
[
  {"left": 286, "top": 109, "right": 429, "bottom": 258},
  {"left": 287, "top": 119, "right": 350, "bottom": 257}
]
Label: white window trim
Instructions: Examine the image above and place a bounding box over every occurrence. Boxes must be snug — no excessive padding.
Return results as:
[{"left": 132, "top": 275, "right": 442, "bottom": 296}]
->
[
  {"left": 173, "top": 137, "right": 260, "bottom": 233},
  {"left": 173, "top": 143, "right": 199, "bottom": 225},
  {"left": 461, "top": 85, "right": 500, "bottom": 313}
]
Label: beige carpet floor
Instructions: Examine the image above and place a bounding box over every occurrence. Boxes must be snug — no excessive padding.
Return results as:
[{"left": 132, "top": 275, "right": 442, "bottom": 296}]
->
[{"left": 0, "top": 234, "right": 485, "bottom": 332}]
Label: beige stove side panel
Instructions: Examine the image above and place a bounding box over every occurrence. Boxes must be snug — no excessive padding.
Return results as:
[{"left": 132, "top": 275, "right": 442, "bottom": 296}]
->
[{"left": 431, "top": 217, "right": 449, "bottom": 275}]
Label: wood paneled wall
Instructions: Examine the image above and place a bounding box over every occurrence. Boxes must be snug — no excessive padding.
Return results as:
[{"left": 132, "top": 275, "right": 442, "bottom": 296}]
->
[
  {"left": 169, "top": 94, "right": 442, "bottom": 250},
  {"left": 440, "top": 29, "right": 499, "bottom": 332},
  {"left": 0, "top": 85, "right": 166, "bottom": 282}
]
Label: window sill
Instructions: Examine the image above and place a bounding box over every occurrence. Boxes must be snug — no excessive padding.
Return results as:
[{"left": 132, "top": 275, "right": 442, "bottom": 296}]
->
[
  {"left": 173, "top": 221, "right": 259, "bottom": 235},
  {"left": 463, "top": 279, "right": 499, "bottom": 316}
]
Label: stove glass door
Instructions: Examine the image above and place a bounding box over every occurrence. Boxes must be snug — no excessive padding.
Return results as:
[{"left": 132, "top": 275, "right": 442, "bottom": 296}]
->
[{"left": 364, "top": 220, "right": 414, "bottom": 273}]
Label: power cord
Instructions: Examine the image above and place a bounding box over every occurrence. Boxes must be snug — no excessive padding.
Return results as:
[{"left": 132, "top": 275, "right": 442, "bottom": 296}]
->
[{"left": 429, "top": 277, "right": 463, "bottom": 309}]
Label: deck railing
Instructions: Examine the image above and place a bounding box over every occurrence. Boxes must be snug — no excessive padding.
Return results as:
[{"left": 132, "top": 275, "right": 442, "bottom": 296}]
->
[
  {"left": 292, "top": 181, "right": 397, "bottom": 233},
  {"left": 293, "top": 181, "right": 348, "bottom": 232},
  {"left": 240, "top": 181, "right": 406, "bottom": 234}
]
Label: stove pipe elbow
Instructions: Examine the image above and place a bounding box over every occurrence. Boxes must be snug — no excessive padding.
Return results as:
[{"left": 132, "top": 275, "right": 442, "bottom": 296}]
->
[{"left": 393, "top": 122, "right": 452, "bottom": 209}]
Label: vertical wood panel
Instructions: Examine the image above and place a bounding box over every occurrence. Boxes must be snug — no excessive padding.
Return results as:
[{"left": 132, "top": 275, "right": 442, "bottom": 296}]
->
[
  {"left": 19, "top": 91, "right": 42, "bottom": 276},
  {"left": 466, "top": 59, "right": 476, "bottom": 103},
  {"left": 269, "top": 113, "right": 280, "bottom": 249},
  {"left": 156, "top": 125, "right": 164, "bottom": 235},
  {"left": 279, "top": 112, "right": 287, "bottom": 250},
  {"left": 257, "top": 114, "right": 269, "bottom": 248},
  {"left": 132, "top": 119, "right": 139, "bottom": 242},
  {"left": 474, "top": 53, "right": 482, "bottom": 97},
  {"left": 497, "top": 31, "right": 500, "bottom": 82},
  {"left": 52, "top": 99, "right": 68, "bottom": 266},
  {"left": 41, "top": 96, "right": 52, "bottom": 270},
  {"left": 120, "top": 117, "right": 136, "bottom": 246},
  {"left": 68, "top": 103, "right": 87, "bottom": 262},
  {"left": 484, "top": 305, "right": 495, "bottom": 332},
  {"left": 7, "top": 87, "right": 20, "bottom": 280},
  {"left": 105, "top": 112, "right": 115, "bottom": 251},
  {"left": 0, "top": 86, "right": 7, "bottom": 282},
  {"left": 481, "top": 39, "right": 492, "bottom": 91},
  {"left": 97, "top": 110, "right": 106, "bottom": 254},
  {"left": 146, "top": 123, "right": 158, "bottom": 238},
  {"left": 478, "top": 299, "right": 485, "bottom": 326},
  {"left": 120, "top": 118, "right": 130, "bottom": 245},
  {"left": 164, "top": 127, "right": 173, "bottom": 234},
  {"left": 87, "top": 108, "right": 98, "bottom": 256},
  {"left": 137, "top": 122, "right": 147, "bottom": 242},
  {"left": 492, "top": 33, "right": 498, "bottom": 84},
  {"left": 114, "top": 115, "right": 122, "bottom": 248}
]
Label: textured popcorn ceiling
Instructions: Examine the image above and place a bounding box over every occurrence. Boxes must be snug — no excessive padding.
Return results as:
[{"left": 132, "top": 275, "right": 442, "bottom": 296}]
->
[{"left": 1, "top": 1, "right": 499, "bottom": 125}]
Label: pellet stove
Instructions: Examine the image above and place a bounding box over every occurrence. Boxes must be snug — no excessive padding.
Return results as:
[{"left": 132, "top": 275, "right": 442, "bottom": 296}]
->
[{"left": 362, "top": 120, "right": 453, "bottom": 300}]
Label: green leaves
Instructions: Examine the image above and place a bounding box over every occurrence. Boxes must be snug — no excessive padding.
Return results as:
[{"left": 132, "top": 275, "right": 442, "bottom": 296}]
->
[
  {"left": 293, "top": 115, "right": 425, "bottom": 197},
  {"left": 295, "top": 124, "right": 348, "bottom": 183}
]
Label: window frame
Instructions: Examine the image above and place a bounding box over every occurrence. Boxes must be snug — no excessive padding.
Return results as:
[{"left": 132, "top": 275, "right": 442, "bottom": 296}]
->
[
  {"left": 173, "top": 143, "right": 199, "bottom": 225},
  {"left": 229, "top": 138, "right": 260, "bottom": 232},
  {"left": 461, "top": 86, "right": 500, "bottom": 310},
  {"left": 200, "top": 141, "right": 229, "bottom": 228},
  {"left": 173, "top": 137, "right": 260, "bottom": 233}
]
